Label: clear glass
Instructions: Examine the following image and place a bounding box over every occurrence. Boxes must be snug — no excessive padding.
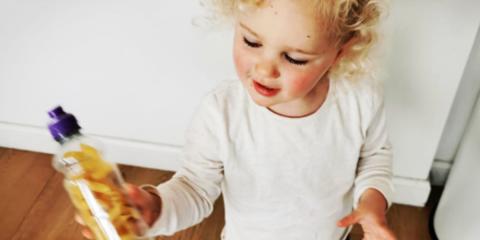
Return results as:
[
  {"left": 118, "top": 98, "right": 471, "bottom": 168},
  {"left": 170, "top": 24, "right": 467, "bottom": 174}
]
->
[{"left": 53, "top": 134, "right": 152, "bottom": 240}]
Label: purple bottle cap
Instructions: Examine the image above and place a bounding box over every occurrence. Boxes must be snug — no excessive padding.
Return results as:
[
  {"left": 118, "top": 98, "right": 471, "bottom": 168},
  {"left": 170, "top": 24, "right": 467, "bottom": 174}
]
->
[{"left": 47, "top": 106, "right": 81, "bottom": 142}]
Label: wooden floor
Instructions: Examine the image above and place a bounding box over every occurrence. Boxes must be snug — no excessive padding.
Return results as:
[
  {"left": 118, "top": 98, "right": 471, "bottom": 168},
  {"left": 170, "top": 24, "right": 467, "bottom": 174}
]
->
[{"left": 0, "top": 147, "right": 439, "bottom": 240}]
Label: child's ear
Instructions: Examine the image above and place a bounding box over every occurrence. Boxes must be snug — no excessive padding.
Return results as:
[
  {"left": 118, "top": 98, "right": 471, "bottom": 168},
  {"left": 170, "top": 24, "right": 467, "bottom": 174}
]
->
[{"left": 332, "top": 36, "right": 358, "bottom": 65}]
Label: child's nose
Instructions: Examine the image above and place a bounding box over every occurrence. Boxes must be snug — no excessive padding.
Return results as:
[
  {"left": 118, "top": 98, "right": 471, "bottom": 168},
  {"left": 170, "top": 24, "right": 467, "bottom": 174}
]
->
[{"left": 254, "top": 60, "right": 280, "bottom": 79}]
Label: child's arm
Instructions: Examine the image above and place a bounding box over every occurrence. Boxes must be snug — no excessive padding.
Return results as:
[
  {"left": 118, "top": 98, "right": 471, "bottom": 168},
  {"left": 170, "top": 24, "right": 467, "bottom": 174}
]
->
[
  {"left": 143, "top": 96, "right": 225, "bottom": 237},
  {"left": 338, "top": 91, "right": 396, "bottom": 239},
  {"left": 353, "top": 98, "right": 393, "bottom": 210}
]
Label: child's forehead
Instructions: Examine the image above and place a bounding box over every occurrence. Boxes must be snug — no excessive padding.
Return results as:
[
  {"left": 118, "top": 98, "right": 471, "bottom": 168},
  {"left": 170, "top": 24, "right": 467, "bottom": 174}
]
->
[
  {"left": 235, "top": 0, "right": 333, "bottom": 47},
  {"left": 238, "top": 0, "right": 321, "bottom": 19}
]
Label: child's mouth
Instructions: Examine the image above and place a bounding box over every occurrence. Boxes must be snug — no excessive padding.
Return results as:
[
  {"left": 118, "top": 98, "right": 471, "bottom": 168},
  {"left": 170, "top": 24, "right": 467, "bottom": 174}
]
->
[{"left": 253, "top": 80, "right": 280, "bottom": 97}]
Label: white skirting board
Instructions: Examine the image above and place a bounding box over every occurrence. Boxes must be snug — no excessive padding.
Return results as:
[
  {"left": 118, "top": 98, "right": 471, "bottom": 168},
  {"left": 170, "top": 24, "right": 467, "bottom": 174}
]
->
[
  {"left": 0, "top": 121, "right": 430, "bottom": 207},
  {"left": 0, "top": 121, "right": 182, "bottom": 171}
]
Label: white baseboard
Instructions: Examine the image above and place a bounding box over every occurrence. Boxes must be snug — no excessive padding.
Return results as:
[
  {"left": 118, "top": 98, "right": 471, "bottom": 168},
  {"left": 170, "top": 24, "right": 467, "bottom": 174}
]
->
[
  {"left": 0, "top": 121, "right": 431, "bottom": 206},
  {"left": 0, "top": 121, "right": 182, "bottom": 171},
  {"left": 392, "top": 177, "right": 431, "bottom": 207}
]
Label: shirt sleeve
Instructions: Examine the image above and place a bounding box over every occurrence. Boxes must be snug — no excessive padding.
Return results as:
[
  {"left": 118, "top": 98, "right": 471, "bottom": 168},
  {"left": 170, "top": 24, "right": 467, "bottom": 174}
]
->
[
  {"left": 353, "top": 93, "right": 394, "bottom": 210},
  {"left": 144, "top": 95, "right": 225, "bottom": 236}
]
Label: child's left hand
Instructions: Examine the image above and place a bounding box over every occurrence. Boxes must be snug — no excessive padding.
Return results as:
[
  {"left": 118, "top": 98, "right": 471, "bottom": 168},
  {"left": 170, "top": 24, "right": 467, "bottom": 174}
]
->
[{"left": 336, "top": 188, "right": 397, "bottom": 240}]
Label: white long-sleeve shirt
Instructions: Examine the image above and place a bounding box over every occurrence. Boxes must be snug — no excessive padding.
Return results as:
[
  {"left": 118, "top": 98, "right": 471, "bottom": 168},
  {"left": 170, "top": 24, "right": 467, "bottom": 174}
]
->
[{"left": 145, "top": 77, "right": 393, "bottom": 240}]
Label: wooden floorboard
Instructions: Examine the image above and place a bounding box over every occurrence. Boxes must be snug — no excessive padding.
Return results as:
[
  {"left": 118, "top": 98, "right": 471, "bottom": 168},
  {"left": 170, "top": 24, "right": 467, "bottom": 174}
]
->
[
  {"left": 0, "top": 147, "right": 437, "bottom": 240},
  {"left": 0, "top": 149, "right": 56, "bottom": 240}
]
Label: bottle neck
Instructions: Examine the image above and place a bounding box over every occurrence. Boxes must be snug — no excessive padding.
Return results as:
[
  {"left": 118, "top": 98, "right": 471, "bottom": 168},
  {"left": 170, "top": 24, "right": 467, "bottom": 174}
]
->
[
  {"left": 57, "top": 132, "right": 82, "bottom": 145},
  {"left": 53, "top": 132, "right": 84, "bottom": 177}
]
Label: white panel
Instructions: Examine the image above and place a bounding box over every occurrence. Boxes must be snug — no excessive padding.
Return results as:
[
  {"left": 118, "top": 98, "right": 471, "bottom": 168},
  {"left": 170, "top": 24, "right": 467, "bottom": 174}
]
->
[
  {"left": 0, "top": 0, "right": 235, "bottom": 146},
  {"left": 435, "top": 26, "right": 480, "bottom": 162},
  {"left": 382, "top": 0, "right": 480, "bottom": 179},
  {"left": 434, "top": 95, "right": 480, "bottom": 239}
]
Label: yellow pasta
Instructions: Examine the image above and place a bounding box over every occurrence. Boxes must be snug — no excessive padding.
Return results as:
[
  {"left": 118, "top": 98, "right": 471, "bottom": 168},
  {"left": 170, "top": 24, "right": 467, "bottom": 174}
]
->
[{"left": 62, "top": 144, "right": 145, "bottom": 240}]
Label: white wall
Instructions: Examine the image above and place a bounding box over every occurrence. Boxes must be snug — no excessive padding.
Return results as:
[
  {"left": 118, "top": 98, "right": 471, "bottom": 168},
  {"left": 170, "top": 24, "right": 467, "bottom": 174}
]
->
[
  {"left": 1, "top": 0, "right": 479, "bottom": 206},
  {"left": 383, "top": 0, "right": 480, "bottom": 180},
  {"left": 0, "top": 0, "right": 234, "bottom": 147}
]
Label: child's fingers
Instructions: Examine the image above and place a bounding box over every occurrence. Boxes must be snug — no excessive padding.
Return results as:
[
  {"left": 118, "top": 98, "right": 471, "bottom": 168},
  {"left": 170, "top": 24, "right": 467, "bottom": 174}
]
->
[
  {"left": 127, "top": 216, "right": 151, "bottom": 236},
  {"left": 81, "top": 228, "right": 93, "bottom": 239},
  {"left": 337, "top": 211, "right": 360, "bottom": 227},
  {"left": 74, "top": 214, "right": 85, "bottom": 225},
  {"left": 74, "top": 214, "right": 94, "bottom": 239},
  {"left": 123, "top": 183, "right": 159, "bottom": 223},
  {"left": 125, "top": 183, "right": 150, "bottom": 207}
]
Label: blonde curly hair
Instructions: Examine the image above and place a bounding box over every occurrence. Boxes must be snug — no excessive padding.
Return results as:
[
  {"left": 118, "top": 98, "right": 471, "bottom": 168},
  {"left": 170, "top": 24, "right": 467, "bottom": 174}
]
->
[{"left": 201, "top": 0, "right": 387, "bottom": 80}]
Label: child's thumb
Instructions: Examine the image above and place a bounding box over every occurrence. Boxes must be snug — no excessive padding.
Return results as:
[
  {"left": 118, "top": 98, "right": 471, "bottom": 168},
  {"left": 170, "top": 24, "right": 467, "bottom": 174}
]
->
[
  {"left": 337, "top": 211, "right": 360, "bottom": 228},
  {"left": 124, "top": 183, "right": 149, "bottom": 206},
  {"left": 123, "top": 183, "right": 161, "bottom": 226}
]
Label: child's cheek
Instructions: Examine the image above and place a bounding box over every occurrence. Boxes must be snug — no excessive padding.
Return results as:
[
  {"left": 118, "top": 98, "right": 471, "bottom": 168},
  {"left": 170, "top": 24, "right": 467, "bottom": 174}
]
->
[
  {"left": 290, "top": 74, "right": 316, "bottom": 94},
  {"left": 233, "top": 44, "right": 245, "bottom": 74},
  {"left": 233, "top": 52, "right": 243, "bottom": 73},
  {"left": 233, "top": 46, "right": 250, "bottom": 80}
]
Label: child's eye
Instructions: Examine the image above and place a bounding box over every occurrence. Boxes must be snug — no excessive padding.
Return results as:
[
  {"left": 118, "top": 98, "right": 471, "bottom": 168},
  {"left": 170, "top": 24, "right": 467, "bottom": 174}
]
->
[
  {"left": 284, "top": 53, "right": 308, "bottom": 65},
  {"left": 243, "top": 37, "right": 262, "bottom": 48}
]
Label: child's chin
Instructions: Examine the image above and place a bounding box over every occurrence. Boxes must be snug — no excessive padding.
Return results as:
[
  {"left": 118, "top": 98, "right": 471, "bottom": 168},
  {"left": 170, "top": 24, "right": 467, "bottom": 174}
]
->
[{"left": 250, "top": 95, "right": 275, "bottom": 107}]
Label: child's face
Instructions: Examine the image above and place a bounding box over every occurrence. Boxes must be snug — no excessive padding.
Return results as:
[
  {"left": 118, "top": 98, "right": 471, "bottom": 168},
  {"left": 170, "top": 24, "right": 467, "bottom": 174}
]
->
[{"left": 233, "top": 0, "right": 341, "bottom": 111}]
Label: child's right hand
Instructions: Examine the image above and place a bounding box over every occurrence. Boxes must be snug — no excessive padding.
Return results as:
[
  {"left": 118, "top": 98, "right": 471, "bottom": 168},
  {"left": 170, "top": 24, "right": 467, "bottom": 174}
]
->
[{"left": 74, "top": 183, "right": 162, "bottom": 239}]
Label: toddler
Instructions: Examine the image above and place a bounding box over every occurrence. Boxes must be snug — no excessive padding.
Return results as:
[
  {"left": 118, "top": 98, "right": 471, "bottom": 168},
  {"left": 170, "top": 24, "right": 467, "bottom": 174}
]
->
[{"left": 78, "top": 0, "right": 395, "bottom": 239}]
